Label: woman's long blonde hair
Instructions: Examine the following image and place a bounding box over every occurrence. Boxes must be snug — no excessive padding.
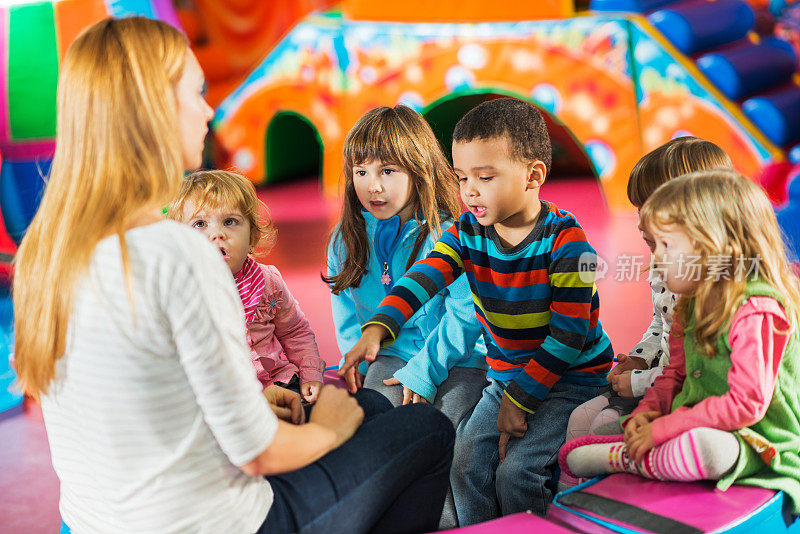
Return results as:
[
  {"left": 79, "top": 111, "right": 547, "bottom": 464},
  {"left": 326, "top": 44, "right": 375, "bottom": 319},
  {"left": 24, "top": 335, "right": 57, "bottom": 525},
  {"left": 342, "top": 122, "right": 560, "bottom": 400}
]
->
[
  {"left": 323, "top": 105, "right": 461, "bottom": 293},
  {"left": 13, "top": 18, "right": 188, "bottom": 399},
  {"left": 640, "top": 170, "right": 800, "bottom": 356}
]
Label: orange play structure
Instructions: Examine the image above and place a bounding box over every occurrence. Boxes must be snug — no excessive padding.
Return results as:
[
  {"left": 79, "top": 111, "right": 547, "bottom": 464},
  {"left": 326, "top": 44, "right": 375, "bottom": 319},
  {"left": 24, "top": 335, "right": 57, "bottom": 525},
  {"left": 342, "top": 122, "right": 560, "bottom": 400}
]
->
[
  {"left": 177, "top": 0, "right": 337, "bottom": 106},
  {"left": 209, "top": 0, "right": 785, "bottom": 209}
]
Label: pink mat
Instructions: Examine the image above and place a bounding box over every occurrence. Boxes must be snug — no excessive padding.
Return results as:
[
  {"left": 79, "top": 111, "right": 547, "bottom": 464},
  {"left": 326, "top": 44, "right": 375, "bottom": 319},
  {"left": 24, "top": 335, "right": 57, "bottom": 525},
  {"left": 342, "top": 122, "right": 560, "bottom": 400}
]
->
[
  {"left": 437, "top": 512, "right": 576, "bottom": 533},
  {"left": 554, "top": 473, "right": 780, "bottom": 532}
]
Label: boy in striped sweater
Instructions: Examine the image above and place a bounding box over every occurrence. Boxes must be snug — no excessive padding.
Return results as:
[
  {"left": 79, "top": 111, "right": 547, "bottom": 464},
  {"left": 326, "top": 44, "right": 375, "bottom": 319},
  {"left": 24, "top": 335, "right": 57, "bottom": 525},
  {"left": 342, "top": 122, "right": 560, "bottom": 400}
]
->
[{"left": 339, "top": 97, "right": 613, "bottom": 524}]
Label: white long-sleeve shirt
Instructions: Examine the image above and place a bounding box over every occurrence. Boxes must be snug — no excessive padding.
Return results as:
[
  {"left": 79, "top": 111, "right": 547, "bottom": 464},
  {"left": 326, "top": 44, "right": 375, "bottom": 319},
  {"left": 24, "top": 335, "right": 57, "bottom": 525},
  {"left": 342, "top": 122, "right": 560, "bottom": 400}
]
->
[{"left": 41, "top": 221, "right": 276, "bottom": 533}]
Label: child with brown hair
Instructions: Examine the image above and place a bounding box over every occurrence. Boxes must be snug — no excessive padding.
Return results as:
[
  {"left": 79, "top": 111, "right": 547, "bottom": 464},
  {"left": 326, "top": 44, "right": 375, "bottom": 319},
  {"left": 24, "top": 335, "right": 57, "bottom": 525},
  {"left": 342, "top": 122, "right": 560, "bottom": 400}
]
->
[
  {"left": 324, "top": 105, "right": 488, "bottom": 425},
  {"left": 325, "top": 105, "right": 488, "bottom": 529},
  {"left": 341, "top": 97, "right": 614, "bottom": 523},
  {"left": 168, "top": 170, "right": 325, "bottom": 401}
]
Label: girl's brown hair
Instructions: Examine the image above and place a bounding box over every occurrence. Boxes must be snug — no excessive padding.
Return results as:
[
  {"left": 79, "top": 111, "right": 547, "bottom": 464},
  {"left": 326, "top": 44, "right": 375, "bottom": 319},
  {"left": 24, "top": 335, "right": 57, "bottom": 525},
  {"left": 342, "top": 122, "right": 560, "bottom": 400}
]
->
[
  {"left": 14, "top": 18, "right": 188, "bottom": 399},
  {"left": 628, "top": 137, "right": 732, "bottom": 208},
  {"left": 323, "top": 105, "right": 460, "bottom": 293},
  {"left": 640, "top": 170, "right": 800, "bottom": 357},
  {"left": 167, "top": 170, "right": 276, "bottom": 254}
]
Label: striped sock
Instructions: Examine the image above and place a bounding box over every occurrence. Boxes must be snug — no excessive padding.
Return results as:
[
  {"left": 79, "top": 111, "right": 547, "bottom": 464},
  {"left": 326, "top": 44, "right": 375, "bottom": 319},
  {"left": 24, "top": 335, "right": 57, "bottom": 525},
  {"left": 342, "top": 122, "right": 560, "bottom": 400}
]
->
[
  {"left": 642, "top": 428, "right": 739, "bottom": 481},
  {"left": 563, "top": 428, "right": 739, "bottom": 481}
]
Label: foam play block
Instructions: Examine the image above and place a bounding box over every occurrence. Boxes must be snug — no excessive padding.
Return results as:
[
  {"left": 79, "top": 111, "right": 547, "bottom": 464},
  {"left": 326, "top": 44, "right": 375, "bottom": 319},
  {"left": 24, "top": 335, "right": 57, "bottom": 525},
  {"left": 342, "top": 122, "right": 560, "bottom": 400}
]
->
[{"left": 552, "top": 474, "right": 800, "bottom": 533}]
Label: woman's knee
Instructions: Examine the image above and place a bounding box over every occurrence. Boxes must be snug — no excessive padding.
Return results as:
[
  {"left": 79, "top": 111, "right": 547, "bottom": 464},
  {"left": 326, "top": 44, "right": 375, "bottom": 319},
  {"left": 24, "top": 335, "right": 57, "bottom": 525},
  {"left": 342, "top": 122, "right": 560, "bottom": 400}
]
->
[
  {"left": 354, "top": 387, "right": 393, "bottom": 418},
  {"left": 408, "top": 403, "right": 455, "bottom": 442}
]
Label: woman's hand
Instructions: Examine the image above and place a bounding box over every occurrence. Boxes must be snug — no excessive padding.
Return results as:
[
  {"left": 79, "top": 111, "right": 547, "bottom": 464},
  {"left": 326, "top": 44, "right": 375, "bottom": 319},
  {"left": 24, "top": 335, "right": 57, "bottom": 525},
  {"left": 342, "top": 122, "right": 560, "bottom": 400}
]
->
[
  {"left": 263, "top": 385, "right": 305, "bottom": 425},
  {"left": 301, "top": 381, "right": 323, "bottom": 403},
  {"left": 309, "top": 385, "right": 364, "bottom": 449},
  {"left": 243, "top": 385, "right": 362, "bottom": 476},
  {"left": 383, "top": 377, "right": 430, "bottom": 405},
  {"left": 338, "top": 324, "right": 388, "bottom": 393}
]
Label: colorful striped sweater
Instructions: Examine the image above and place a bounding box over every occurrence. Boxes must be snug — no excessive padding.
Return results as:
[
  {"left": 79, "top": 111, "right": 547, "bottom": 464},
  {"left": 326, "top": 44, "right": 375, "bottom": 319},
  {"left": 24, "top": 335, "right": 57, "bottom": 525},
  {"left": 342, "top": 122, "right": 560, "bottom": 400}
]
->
[{"left": 368, "top": 200, "right": 613, "bottom": 412}]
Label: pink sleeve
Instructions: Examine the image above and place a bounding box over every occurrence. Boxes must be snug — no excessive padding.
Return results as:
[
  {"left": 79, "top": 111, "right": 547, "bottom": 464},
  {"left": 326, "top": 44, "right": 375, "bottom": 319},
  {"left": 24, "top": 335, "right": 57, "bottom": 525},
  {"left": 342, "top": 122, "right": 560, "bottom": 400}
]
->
[
  {"left": 650, "top": 297, "right": 790, "bottom": 446},
  {"left": 266, "top": 266, "right": 325, "bottom": 384},
  {"left": 628, "top": 317, "right": 687, "bottom": 421}
]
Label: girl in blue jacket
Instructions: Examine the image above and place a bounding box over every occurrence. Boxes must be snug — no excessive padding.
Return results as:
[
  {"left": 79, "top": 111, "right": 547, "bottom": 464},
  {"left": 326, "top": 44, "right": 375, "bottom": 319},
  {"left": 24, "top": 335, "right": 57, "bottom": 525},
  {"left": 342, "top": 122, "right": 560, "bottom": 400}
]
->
[{"left": 324, "top": 105, "right": 487, "bottom": 430}]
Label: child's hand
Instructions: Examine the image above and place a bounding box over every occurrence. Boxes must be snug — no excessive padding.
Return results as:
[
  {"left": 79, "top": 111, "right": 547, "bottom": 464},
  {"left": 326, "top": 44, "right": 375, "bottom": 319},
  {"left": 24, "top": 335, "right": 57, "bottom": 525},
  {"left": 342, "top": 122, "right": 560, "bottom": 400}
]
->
[
  {"left": 610, "top": 371, "right": 635, "bottom": 397},
  {"left": 382, "top": 377, "right": 430, "bottom": 405},
  {"left": 624, "top": 411, "right": 660, "bottom": 440},
  {"left": 625, "top": 420, "right": 655, "bottom": 463},
  {"left": 263, "top": 385, "right": 305, "bottom": 425},
  {"left": 607, "top": 353, "right": 648, "bottom": 382},
  {"left": 338, "top": 324, "right": 388, "bottom": 394},
  {"left": 497, "top": 393, "right": 528, "bottom": 462},
  {"left": 301, "top": 381, "right": 323, "bottom": 403}
]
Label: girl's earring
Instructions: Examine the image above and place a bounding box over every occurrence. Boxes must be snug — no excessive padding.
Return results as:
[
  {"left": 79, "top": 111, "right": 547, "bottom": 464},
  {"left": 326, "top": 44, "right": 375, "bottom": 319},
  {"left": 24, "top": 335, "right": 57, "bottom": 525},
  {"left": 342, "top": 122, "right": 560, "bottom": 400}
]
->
[{"left": 249, "top": 246, "right": 255, "bottom": 254}]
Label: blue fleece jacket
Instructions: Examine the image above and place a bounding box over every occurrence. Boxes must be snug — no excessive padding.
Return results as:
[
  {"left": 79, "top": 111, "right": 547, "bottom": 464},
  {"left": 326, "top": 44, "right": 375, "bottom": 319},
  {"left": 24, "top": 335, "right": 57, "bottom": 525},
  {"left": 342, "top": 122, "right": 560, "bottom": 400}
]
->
[{"left": 328, "top": 210, "right": 487, "bottom": 402}]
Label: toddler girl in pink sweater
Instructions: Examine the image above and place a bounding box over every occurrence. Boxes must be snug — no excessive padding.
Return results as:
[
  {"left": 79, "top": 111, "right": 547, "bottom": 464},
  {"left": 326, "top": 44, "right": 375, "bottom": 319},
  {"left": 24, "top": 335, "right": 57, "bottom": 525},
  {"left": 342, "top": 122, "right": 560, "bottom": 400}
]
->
[{"left": 168, "top": 170, "right": 325, "bottom": 402}]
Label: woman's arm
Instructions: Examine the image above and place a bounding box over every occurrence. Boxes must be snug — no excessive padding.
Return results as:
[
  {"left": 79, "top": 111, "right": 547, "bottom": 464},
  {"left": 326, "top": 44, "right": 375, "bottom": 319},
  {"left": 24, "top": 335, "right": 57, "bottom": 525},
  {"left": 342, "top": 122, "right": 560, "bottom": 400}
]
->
[{"left": 240, "top": 420, "right": 336, "bottom": 476}]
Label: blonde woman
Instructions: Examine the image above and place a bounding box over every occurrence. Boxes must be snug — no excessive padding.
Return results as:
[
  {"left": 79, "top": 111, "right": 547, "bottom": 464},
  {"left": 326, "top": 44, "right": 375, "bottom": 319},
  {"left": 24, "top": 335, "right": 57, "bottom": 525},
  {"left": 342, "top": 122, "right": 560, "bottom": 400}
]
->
[{"left": 13, "top": 17, "right": 454, "bottom": 534}]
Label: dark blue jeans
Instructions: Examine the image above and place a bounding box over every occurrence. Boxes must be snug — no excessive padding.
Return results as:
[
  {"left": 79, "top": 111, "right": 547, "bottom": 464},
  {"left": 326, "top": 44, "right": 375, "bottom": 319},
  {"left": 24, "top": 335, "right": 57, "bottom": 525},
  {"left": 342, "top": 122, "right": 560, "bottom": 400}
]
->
[
  {"left": 259, "top": 389, "right": 455, "bottom": 534},
  {"left": 451, "top": 379, "right": 608, "bottom": 525}
]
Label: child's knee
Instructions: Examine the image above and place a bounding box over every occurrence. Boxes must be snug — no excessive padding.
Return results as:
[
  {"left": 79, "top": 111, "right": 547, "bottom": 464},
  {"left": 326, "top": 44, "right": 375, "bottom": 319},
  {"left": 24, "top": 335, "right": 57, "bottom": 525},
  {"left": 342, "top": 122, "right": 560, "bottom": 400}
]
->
[
  {"left": 453, "top": 434, "right": 481, "bottom": 467},
  {"left": 567, "top": 396, "right": 608, "bottom": 439},
  {"left": 495, "top": 457, "right": 548, "bottom": 501},
  {"left": 684, "top": 427, "right": 739, "bottom": 479},
  {"left": 588, "top": 408, "right": 623, "bottom": 435},
  {"left": 688, "top": 428, "right": 739, "bottom": 458}
]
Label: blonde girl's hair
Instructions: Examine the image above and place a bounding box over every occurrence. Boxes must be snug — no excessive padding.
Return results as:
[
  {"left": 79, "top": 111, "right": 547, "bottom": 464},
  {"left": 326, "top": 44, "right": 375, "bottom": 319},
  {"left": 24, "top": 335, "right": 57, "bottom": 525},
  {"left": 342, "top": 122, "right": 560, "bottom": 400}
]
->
[
  {"left": 323, "top": 105, "right": 461, "bottom": 294},
  {"left": 166, "top": 170, "right": 275, "bottom": 253},
  {"left": 13, "top": 17, "right": 189, "bottom": 399},
  {"left": 628, "top": 137, "right": 732, "bottom": 208},
  {"left": 640, "top": 169, "right": 800, "bottom": 356}
]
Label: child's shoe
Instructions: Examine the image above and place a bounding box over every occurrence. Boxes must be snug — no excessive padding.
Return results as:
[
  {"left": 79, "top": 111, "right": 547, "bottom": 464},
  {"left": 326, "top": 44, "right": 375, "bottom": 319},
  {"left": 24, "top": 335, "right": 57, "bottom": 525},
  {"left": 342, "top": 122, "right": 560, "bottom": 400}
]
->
[{"left": 559, "top": 434, "right": 651, "bottom": 479}]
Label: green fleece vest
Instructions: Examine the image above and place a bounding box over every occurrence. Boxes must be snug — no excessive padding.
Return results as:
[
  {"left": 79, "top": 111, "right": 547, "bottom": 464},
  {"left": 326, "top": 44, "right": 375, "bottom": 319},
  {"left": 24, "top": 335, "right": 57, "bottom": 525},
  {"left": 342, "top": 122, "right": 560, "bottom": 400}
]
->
[{"left": 674, "top": 279, "right": 800, "bottom": 513}]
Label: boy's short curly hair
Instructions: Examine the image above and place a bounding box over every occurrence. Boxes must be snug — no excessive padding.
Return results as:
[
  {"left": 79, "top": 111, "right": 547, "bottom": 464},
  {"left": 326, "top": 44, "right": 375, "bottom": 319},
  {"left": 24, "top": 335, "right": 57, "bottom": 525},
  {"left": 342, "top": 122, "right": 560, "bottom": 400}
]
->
[{"left": 452, "top": 97, "right": 552, "bottom": 175}]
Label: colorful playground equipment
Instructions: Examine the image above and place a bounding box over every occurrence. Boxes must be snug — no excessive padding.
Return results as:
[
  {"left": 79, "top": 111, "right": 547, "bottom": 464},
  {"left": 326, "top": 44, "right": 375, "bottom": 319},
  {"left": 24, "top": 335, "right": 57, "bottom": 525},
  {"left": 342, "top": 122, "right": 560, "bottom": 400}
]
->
[
  {"left": 777, "top": 163, "right": 800, "bottom": 262},
  {"left": 0, "top": 0, "right": 180, "bottom": 247},
  {"left": 547, "top": 474, "right": 800, "bottom": 533},
  {"left": 213, "top": 0, "right": 795, "bottom": 209},
  {"left": 175, "top": 0, "right": 337, "bottom": 107},
  {"left": 0, "top": 0, "right": 180, "bottom": 416}
]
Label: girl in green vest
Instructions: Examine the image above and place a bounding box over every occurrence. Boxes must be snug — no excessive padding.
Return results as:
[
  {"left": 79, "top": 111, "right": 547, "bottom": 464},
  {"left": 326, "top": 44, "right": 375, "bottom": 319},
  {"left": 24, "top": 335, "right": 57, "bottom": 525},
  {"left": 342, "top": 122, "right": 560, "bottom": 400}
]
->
[{"left": 561, "top": 169, "right": 800, "bottom": 513}]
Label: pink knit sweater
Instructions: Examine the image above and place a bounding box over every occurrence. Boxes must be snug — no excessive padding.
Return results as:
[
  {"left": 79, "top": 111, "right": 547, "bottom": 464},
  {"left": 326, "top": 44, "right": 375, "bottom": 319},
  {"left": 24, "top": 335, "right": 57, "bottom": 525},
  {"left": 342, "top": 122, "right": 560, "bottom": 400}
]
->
[{"left": 237, "top": 260, "right": 325, "bottom": 387}]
